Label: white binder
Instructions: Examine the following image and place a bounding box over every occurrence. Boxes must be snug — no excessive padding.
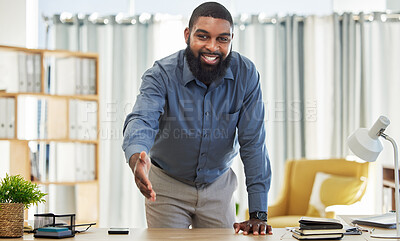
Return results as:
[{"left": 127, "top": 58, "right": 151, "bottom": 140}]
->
[
  {"left": 69, "top": 99, "right": 77, "bottom": 140},
  {"left": 55, "top": 57, "right": 76, "bottom": 95},
  {"left": 0, "top": 98, "right": 6, "bottom": 138},
  {"left": 56, "top": 142, "right": 76, "bottom": 182},
  {"left": 18, "top": 52, "right": 27, "bottom": 92},
  {"left": 6, "top": 98, "right": 15, "bottom": 138},
  {"left": 89, "top": 59, "right": 96, "bottom": 95},
  {"left": 33, "top": 54, "right": 42, "bottom": 93},
  {"left": 26, "top": 54, "right": 35, "bottom": 92},
  {"left": 0, "top": 51, "right": 19, "bottom": 92}
]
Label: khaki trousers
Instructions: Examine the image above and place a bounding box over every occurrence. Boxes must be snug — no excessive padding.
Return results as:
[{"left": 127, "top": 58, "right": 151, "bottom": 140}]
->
[{"left": 145, "top": 165, "right": 237, "bottom": 228}]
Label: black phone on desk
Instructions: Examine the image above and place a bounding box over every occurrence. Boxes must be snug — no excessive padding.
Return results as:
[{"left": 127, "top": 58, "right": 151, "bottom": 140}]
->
[{"left": 108, "top": 228, "right": 129, "bottom": 234}]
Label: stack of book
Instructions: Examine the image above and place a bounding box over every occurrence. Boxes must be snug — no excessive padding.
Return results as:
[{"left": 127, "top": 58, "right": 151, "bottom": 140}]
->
[
  {"left": 34, "top": 227, "right": 74, "bottom": 238},
  {"left": 291, "top": 217, "right": 345, "bottom": 240}
]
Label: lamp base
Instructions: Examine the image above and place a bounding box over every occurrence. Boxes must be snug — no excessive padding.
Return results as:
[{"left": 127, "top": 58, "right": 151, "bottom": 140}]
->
[{"left": 371, "top": 233, "right": 400, "bottom": 239}]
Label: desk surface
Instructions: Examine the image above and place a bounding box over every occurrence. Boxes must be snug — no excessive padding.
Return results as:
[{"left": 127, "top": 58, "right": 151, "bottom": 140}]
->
[{"left": 22, "top": 228, "right": 372, "bottom": 241}]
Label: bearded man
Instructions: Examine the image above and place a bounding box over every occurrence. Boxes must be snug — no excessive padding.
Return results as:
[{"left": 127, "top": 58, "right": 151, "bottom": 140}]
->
[{"left": 122, "top": 1, "right": 272, "bottom": 235}]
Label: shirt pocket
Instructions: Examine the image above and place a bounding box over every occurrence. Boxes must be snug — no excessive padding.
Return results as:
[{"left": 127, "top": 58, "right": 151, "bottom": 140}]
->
[{"left": 217, "top": 110, "right": 240, "bottom": 138}]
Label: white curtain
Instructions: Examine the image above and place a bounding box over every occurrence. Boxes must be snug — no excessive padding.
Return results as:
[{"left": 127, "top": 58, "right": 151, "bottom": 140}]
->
[
  {"left": 48, "top": 12, "right": 400, "bottom": 226},
  {"left": 49, "top": 14, "right": 186, "bottom": 227}
]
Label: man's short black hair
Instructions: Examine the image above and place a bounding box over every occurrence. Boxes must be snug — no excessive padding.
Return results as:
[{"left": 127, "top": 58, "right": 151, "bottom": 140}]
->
[{"left": 188, "top": 2, "right": 233, "bottom": 30}]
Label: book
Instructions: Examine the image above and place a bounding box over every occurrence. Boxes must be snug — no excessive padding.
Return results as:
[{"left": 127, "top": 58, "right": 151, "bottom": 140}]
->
[
  {"left": 351, "top": 212, "right": 397, "bottom": 229},
  {"left": 295, "top": 227, "right": 345, "bottom": 235},
  {"left": 35, "top": 227, "right": 73, "bottom": 238},
  {"left": 299, "top": 216, "right": 343, "bottom": 229},
  {"left": 292, "top": 231, "right": 344, "bottom": 240},
  {"left": 37, "top": 227, "right": 69, "bottom": 232}
]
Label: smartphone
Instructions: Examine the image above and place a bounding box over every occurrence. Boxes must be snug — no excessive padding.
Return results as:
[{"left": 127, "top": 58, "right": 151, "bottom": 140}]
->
[{"left": 108, "top": 228, "right": 129, "bottom": 234}]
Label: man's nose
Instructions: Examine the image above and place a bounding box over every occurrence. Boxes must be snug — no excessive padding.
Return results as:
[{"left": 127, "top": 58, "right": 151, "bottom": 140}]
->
[{"left": 206, "top": 39, "right": 219, "bottom": 52}]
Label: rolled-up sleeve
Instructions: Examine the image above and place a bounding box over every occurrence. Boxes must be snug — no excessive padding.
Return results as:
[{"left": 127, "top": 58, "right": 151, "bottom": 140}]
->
[
  {"left": 122, "top": 65, "right": 167, "bottom": 162},
  {"left": 237, "top": 67, "right": 271, "bottom": 213}
]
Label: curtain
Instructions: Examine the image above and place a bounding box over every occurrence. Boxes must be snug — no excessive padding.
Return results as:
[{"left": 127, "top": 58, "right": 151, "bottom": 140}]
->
[
  {"left": 232, "top": 15, "right": 306, "bottom": 209},
  {"left": 48, "top": 12, "right": 400, "bottom": 226},
  {"left": 49, "top": 13, "right": 186, "bottom": 227}
]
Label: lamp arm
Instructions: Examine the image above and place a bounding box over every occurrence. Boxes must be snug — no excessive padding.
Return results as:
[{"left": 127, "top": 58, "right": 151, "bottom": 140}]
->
[{"left": 381, "top": 133, "right": 400, "bottom": 236}]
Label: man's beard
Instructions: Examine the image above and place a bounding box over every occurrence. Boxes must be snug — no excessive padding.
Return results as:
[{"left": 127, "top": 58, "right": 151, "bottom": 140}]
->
[{"left": 184, "top": 44, "right": 232, "bottom": 85}]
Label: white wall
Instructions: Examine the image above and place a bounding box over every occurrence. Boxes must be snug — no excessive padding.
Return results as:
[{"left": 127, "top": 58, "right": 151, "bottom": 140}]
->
[
  {"left": 133, "top": 0, "right": 332, "bottom": 16},
  {"left": 333, "top": 0, "right": 386, "bottom": 12},
  {"left": 387, "top": 0, "right": 400, "bottom": 11},
  {"left": 0, "top": 0, "right": 26, "bottom": 47}
]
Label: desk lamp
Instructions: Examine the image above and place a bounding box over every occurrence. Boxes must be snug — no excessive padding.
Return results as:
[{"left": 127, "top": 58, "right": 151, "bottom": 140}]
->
[{"left": 347, "top": 116, "right": 400, "bottom": 238}]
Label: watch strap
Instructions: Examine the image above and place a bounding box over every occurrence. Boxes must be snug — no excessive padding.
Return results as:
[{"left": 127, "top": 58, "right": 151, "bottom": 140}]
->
[{"left": 249, "top": 211, "right": 268, "bottom": 221}]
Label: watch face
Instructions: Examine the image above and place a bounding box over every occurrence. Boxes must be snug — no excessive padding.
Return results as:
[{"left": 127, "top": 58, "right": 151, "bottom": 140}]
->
[{"left": 257, "top": 212, "right": 268, "bottom": 221}]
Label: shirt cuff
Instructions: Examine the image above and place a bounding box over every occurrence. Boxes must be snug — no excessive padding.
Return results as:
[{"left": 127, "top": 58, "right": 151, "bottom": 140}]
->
[
  {"left": 248, "top": 192, "right": 268, "bottom": 213},
  {"left": 123, "top": 144, "right": 149, "bottom": 163}
]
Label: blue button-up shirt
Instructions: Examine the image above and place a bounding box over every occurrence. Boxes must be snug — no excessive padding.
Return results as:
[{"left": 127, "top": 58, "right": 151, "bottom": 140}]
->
[{"left": 122, "top": 49, "right": 271, "bottom": 213}]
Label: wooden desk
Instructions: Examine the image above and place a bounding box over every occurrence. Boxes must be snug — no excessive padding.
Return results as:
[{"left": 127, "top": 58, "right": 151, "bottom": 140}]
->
[
  {"left": 22, "top": 228, "right": 370, "bottom": 241},
  {"left": 339, "top": 215, "right": 400, "bottom": 240}
]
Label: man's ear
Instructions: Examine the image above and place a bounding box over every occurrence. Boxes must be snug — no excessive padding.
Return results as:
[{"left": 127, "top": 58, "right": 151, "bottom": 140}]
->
[{"left": 184, "top": 27, "right": 190, "bottom": 44}]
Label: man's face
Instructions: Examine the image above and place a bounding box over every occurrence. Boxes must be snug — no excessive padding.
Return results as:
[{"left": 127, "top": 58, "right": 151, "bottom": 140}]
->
[{"left": 184, "top": 16, "right": 233, "bottom": 84}]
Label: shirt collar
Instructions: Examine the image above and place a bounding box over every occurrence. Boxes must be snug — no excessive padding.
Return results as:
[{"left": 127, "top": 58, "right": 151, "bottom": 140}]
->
[{"left": 182, "top": 54, "right": 234, "bottom": 87}]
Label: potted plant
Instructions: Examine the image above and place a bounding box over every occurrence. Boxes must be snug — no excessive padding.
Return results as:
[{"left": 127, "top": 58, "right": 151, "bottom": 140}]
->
[{"left": 0, "top": 174, "right": 46, "bottom": 238}]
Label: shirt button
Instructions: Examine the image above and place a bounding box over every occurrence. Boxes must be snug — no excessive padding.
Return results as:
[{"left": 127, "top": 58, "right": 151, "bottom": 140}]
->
[
  {"left": 198, "top": 168, "right": 202, "bottom": 171},
  {"left": 205, "top": 112, "right": 210, "bottom": 116},
  {"left": 201, "top": 153, "right": 206, "bottom": 157},
  {"left": 203, "top": 133, "right": 207, "bottom": 137}
]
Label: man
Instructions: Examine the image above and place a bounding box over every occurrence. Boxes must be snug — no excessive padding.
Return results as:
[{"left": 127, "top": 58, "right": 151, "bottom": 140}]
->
[{"left": 122, "top": 2, "right": 272, "bottom": 235}]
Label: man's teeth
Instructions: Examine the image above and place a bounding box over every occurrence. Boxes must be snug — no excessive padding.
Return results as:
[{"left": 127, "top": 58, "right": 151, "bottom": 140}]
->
[{"left": 204, "top": 55, "right": 217, "bottom": 61}]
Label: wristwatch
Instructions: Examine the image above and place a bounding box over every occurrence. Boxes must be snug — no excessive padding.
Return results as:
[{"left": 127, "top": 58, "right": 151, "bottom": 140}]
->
[{"left": 249, "top": 211, "right": 268, "bottom": 221}]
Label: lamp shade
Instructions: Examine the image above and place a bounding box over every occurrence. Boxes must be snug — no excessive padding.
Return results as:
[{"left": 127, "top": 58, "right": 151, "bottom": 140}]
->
[{"left": 347, "top": 116, "right": 390, "bottom": 162}]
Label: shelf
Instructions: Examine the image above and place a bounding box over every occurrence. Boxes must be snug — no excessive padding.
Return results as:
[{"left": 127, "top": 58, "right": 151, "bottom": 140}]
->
[
  {"left": 1, "top": 139, "right": 99, "bottom": 144},
  {"left": 33, "top": 180, "right": 98, "bottom": 185},
  {"left": 0, "top": 92, "right": 98, "bottom": 101},
  {"left": 0, "top": 45, "right": 100, "bottom": 224},
  {"left": 0, "top": 45, "right": 98, "bottom": 58}
]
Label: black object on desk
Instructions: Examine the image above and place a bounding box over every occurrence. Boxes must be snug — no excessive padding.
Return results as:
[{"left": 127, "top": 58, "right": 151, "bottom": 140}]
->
[{"left": 108, "top": 228, "right": 129, "bottom": 234}]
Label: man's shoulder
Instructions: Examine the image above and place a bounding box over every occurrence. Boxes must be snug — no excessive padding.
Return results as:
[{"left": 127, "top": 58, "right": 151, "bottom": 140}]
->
[
  {"left": 143, "top": 50, "right": 184, "bottom": 80},
  {"left": 229, "top": 51, "right": 257, "bottom": 75},
  {"left": 154, "top": 49, "right": 185, "bottom": 69}
]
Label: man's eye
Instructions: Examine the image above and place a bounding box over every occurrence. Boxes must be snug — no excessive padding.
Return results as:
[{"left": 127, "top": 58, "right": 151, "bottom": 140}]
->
[
  {"left": 197, "top": 35, "right": 208, "bottom": 40},
  {"left": 219, "top": 37, "right": 229, "bottom": 42}
]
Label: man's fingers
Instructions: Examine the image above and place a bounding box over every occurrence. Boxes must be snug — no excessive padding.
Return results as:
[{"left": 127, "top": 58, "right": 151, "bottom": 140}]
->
[
  {"left": 136, "top": 173, "right": 152, "bottom": 189},
  {"left": 140, "top": 151, "right": 150, "bottom": 164},
  {"left": 267, "top": 224, "right": 273, "bottom": 234},
  {"left": 252, "top": 223, "right": 260, "bottom": 235},
  {"left": 135, "top": 177, "right": 156, "bottom": 200},
  {"left": 259, "top": 224, "right": 267, "bottom": 235},
  {"left": 243, "top": 223, "right": 251, "bottom": 235},
  {"left": 233, "top": 223, "right": 240, "bottom": 233}
]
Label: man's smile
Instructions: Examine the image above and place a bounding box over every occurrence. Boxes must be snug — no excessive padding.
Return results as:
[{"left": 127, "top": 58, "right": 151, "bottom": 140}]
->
[{"left": 201, "top": 53, "right": 220, "bottom": 65}]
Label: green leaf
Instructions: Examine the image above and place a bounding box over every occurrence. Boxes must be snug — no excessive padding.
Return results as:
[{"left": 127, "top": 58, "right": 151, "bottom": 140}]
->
[{"left": 0, "top": 174, "right": 47, "bottom": 209}]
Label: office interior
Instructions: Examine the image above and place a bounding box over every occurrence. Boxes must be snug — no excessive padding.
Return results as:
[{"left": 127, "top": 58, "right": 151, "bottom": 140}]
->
[{"left": 1, "top": 0, "right": 400, "bottom": 229}]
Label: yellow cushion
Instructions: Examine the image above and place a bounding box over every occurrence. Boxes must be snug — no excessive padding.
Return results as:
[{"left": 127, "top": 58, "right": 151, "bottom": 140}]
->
[
  {"left": 268, "top": 216, "right": 303, "bottom": 228},
  {"left": 305, "top": 172, "right": 365, "bottom": 217}
]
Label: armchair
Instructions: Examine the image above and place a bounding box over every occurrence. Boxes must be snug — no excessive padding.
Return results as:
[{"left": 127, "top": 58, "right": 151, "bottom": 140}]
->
[{"left": 266, "top": 158, "right": 369, "bottom": 228}]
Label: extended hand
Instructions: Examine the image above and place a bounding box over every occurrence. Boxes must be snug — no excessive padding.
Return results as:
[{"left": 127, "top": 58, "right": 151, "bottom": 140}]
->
[
  {"left": 233, "top": 219, "right": 272, "bottom": 235},
  {"left": 131, "top": 151, "right": 156, "bottom": 201}
]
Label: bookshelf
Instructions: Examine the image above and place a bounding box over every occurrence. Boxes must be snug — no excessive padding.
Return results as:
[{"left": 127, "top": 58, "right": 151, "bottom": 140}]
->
[{"left": 0, "top": 45, "right": 99, "bottom": 224}]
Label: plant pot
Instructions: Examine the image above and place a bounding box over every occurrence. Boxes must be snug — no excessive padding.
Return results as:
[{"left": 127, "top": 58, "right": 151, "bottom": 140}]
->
[{"left": 0, "top": 203, "right": 24, "bottom": 238}]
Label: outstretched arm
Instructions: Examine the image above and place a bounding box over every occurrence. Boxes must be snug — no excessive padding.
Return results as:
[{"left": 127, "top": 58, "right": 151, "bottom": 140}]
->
[{"left": 129, "top": 151, "right": 156, "bottom": 201}]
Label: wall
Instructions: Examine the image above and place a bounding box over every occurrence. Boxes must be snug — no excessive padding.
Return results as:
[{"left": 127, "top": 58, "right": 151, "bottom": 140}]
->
[
  {"left": 333, "top": 0, "right": 386, "bottom": 12},
  {"left": 0, "top": 0, "right": 26, "bottom": 47},
  {"left": 134, "top": 0, "right": 332, "bottom": 16},
  {"left": 387, "top": 0, "right": 400, "bottom": 11}
]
